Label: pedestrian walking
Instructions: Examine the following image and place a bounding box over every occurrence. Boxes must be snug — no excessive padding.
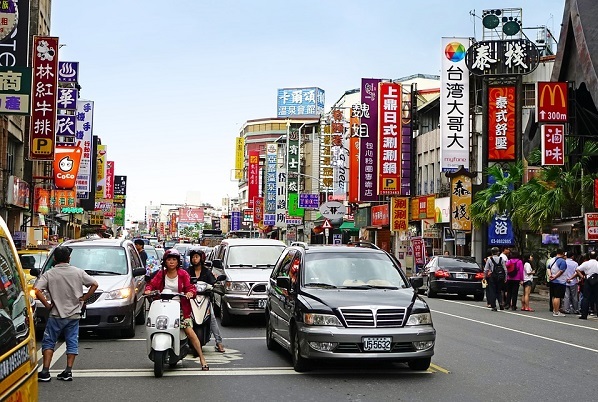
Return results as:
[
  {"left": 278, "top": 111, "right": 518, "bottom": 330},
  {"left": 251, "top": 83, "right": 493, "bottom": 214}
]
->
[
  {"left": 563, "top": 251, "right": 579, "bottom": 314},
  {"left": 521, "top": 254, "right": 535, "bottom": 311},
  {"left": 568, "top": 250, "right": 598, "bottom": 320},
  {"left": 484, "top": 247, "right": 506, "bottom": 311},
  {"left": 505, "top": 250, "right": 524, "bottom": 310},
  {"left": 548, "top": 249, "right": 567, "bottom": 317},
  {"left": 34, "top": 246, "right": 99, "bottom": 382}
]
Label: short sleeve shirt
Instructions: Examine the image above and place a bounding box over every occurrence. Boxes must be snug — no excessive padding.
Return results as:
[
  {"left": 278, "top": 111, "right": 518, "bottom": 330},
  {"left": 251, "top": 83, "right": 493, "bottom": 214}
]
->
[
  {"left": 577, "top": 259, "right": 598, "bottom": 277},
  {"left": 550, "top": 257, "right": 567, "bottom": 284}
]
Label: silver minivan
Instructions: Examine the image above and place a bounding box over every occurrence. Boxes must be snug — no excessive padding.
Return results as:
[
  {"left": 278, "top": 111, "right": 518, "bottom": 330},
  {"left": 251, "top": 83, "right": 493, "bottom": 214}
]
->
[{"left": 210, "top": 238, "right": 286, "bottom": 326}]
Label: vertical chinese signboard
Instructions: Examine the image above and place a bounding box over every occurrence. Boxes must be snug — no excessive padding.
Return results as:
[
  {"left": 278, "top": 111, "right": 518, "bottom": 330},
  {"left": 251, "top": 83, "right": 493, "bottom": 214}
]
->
[
  {"left": 76, "top": 100, "right": 94, "bottom": 196},
  {"left": 584, "top": 213, "right": 598, "bottom": 241},
  {"left": 541, "top": 124, "right": 565, "bottom": 165},
  {"left": 253, "top": 197, "right": 264, "bottom": 225},
  {"left": 348, "top": 108, "right": 361, "bottom": 202},
  {"left": 331, "top": 109, "right": 347, "bottom": 199},
  {"left": 247, "top": 150, "right": 259, "bottom": 208},
  {"left": 488, "top": 86, "right": 516, "bottom": 161},
  {"left": 113, "top": 175, "right": 127, "bottom": 227},
  {"left": 287, "top": 126, "right": 301, "bottom": 216},
  {"left": 29, "top": 36, "right": 59, "bottom": 160},
  {"left": 360, "top": 78, "right": 380, "bottom": 201},
  {"left": 377, "top": 82, "right": 401, "bottom": 194},
  {"left": 235, "top": 137, "right": 244, "bottom": 180},
  {"left": 440, "top": 37, "right": 470, "bottom": 172},
  {"left": 105, "top": 161, "right": 114, "bottom": 199},
  {"left": 391, "top": 197, "right": 408, "bottom": 232},
  {"left": 275, "top": 167, "right": 287, "bottom": 228},
  {"left": 95, "top": 145, "right": 107, "bottom": 201},
  {"left": 265, "top": 144, "right": 277, "bottom": 213},
  {"left": 450, "top": 174, "right": 473, "bottom": 231}
]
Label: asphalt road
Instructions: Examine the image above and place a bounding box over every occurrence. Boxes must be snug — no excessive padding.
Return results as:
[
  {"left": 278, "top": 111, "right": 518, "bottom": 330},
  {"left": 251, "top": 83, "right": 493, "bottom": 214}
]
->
[{"left": 37, "top": 296, "right": 598, "bottom": 402}]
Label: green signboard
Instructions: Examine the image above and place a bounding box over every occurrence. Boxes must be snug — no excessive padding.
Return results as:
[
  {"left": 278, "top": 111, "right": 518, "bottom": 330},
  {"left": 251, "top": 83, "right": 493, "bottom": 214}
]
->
[{"left": 0, "top": 66, "right": 32, "bottom": 115}]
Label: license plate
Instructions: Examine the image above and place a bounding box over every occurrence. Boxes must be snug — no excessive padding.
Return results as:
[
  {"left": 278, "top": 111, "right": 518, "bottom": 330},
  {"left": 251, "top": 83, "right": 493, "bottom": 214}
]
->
[
  {"left": 257, "top": 299, "right": 266, "bottom": 309},
  {"left": 362, "top": 337, "right": 392, "bottom": 351},
  {"left": 455, "top": 273, "right": 468, "bottom": 279}
]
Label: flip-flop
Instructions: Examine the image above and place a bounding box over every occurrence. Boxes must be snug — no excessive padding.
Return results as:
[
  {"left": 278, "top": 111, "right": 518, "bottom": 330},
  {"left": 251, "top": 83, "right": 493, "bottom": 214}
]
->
[
  {"left": 215, "top": 344, "right": 225, "bottom": 353},
  {"left": 202, "top": 365, "right": 209, "bottom": 371}
]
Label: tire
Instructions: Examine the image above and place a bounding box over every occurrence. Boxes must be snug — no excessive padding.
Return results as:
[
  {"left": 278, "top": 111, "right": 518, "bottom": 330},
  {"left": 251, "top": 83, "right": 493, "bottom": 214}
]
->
[
  {"left": 121, "top": 311, "right": 136, "bottom": 338},
  {"left": 426, "top": 279, "right": 437, "bottom": 298},
  {"left": 474, "top": 293, "right": 484, "bottom": 302},
  {"left": 154, "top": 351, "right": 165, "bottom": 377},
  {"left": 291, "top": 327, "right": 311, "bottom": 372},
  {"left": 135, "top": 303, "right": 146, "bottom": 325},
  {"left": 408, "top": 357, "right": 431, "bottom": 371},
  {"left": 168, "top": 359, "right": 178, "bottom": 369},
  {"left": 265, "top": 313, "right": 278, "bottom": 351},
  {"left": 220, "top": 302, "right": 232, "bottom": 327}
]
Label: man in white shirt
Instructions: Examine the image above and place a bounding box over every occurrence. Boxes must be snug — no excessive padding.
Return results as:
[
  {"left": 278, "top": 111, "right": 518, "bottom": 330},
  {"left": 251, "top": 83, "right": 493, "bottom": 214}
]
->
[{"left": 569, "top": 251, "right": 598, "bottom": 319}]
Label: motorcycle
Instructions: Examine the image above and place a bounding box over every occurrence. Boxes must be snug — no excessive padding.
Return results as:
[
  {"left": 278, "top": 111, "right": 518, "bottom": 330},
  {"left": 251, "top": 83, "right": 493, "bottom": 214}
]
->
[
  {"left": 144, "top": 289, "right": 190, "bottom": 377},
  {"left": 189, "top": 274, "right": 226, "bottom": 354}
]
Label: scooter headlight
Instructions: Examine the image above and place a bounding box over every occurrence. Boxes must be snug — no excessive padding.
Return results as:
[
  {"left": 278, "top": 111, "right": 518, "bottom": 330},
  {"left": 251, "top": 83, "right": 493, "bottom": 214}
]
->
[{"left": 156, "top": 315, "right": 168, "bottom": 330}]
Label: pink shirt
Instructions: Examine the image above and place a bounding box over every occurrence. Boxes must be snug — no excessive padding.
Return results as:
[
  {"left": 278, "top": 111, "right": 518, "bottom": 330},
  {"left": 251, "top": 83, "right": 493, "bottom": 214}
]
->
[{"left": 506, "top": 258, "right": 524, "bottom": 281}]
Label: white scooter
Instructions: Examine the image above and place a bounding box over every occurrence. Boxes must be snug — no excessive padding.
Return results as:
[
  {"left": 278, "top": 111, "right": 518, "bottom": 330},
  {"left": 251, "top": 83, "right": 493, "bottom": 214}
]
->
[{"left": 145, "top": 289, "right": 190, "bottom": 377}]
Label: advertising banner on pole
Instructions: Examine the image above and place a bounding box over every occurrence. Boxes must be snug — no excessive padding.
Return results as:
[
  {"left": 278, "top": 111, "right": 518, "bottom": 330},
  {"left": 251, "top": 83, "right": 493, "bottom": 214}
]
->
[
  {"left": 488, "top": 86, "right": 516, "bottom": 161},
  {"left": 235, "top": 137, "right": 244, "bottom": 180},
  {"left": 248, "top": 150, "right": 259, "bottom": 208},
  {"left": 359, "top": 78, "right": 380, "bottom": 201},
  {"left": 275, "top": 167, "right": 287, "bottom": 228},
  {"left": 377, "top": 82, "right": 402, "bottom": 194},
  {"left": 348, "top": 110, "right": 361, "bottom": 203},
  {"left": 105, "top": 161, "right": 114, "bottom": 199},
  {"left": 29, "top": 36, "right": 59, "bottom": 160},
  {"left": 76, "top": 100, "right": 94, "bottom": 195},
  {"left": 95, "top": 145, "right": 107, "bottom": 201},
  {"left": 440, "top": 37, "right": 470, "bottom": 172},
  {"left": 450, "top": 174, "right": 473, "bottom": 231},
  {"left": 541, "top": 124, "right": 565, "bottom": 166},
  {"left": 266, "top": 143, "right": 277, "bottom": 214}
]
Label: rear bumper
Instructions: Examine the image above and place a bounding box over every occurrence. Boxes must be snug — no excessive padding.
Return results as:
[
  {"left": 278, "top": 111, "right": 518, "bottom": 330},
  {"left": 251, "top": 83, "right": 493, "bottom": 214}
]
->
[{"left": 430, "top": 279, "right": 483, "bottom": 295}]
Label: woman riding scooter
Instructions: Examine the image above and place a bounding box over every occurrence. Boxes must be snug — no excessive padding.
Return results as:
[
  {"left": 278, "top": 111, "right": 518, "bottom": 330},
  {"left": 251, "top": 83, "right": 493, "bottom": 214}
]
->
[
  {"left": 144, "top": 249, "right": 209, "bottom": 370},
  {"left": 187, "top": 248, "right": 225, "bottom": 353}
]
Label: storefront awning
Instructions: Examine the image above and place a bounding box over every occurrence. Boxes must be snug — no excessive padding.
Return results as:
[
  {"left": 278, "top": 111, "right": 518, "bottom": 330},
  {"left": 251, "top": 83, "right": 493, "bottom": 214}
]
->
[{"left": 340, "top": 221, "right": 358, "bottom": 232}]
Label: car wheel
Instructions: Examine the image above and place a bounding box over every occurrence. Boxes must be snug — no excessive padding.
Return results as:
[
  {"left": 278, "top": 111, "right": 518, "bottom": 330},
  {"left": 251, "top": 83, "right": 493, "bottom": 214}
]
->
[
  {"left": 408, "top": 357, "right": 431, "bottom": 371},
  {"left": 265, "top": 312, "right": 278, "bottom": 351},
  {"left": 474, "top": 293, "right": 484, "bottom": 302},
  {"left": 220, "top": 302, "right": 232, "bottom": 327},
  {"left": 121, "top": 310, "right": 136, "bottom": 338},
  {"left": 154, "top": 351, "right": 165, "bottom": 377},
  {"left": 426, "top": 279, "right": 437, "bottom": 298},
  {"left": 135, "top": 303, "right": 146, "bottom": 325},
  {"left": 291, "top": 327, "right": 311, "bottom": 372}
]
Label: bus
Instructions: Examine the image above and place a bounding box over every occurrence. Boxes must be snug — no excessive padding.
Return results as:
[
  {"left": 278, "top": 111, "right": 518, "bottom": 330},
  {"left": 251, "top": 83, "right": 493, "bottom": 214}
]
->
[{"left": 0, "top": 217, "right": 38, "bottom": 401}]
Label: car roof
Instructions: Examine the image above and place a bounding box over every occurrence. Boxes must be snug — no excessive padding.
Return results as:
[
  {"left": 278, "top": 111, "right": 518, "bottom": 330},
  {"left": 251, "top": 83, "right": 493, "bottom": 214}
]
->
[
  {"left": 60, "top": 237, "right": 130, "bottom": 247},
  {"left": 295, "top": 245, "right": 388, "bottom": 255},
  {"left": 220, "top": 238, "right": 286, "bottom": 246}
]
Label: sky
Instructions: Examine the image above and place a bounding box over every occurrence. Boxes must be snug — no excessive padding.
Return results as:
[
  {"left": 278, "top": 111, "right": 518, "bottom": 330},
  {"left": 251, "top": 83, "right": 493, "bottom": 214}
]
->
[{"left": 50, "top": 0, "right": 566, "bottom": 222}]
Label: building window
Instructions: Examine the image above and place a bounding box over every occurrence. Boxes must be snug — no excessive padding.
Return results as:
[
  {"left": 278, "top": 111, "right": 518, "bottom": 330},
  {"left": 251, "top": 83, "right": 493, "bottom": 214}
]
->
[
  {"left": 7, "top": 140, "right": 16, "bottom": 176},
  {"left": 523, "top": 83, "right": 535, "bottom": 108}
]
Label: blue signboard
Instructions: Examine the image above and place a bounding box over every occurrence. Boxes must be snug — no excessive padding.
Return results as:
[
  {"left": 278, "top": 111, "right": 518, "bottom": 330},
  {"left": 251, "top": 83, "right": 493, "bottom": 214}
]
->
[
  {"left": 263, "top": 214, "right": 275, "bottom": 226},
  {"left": 58, "top": 61, "right": 79, "bottom": 83},
  {"left": 488, "top": 213, "right": 514, "bottom": 246},
  {"left": 299, "top": 193, "right": 319, "bottom": 208},
  {"left": 277, "top": 87, "right": 325, "bottom": 117},
  {"left": 231, "top": 211, "right": 241, "bottom": 231}
]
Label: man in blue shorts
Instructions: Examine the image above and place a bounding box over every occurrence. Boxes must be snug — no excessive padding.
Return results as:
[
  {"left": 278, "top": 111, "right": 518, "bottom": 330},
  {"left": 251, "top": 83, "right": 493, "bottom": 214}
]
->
[
  {"left": 34, "top": 246, "right": 98, "bottom": 382},
  {"left": 548, "top": 249, "right": 568, "bottom": 317}
]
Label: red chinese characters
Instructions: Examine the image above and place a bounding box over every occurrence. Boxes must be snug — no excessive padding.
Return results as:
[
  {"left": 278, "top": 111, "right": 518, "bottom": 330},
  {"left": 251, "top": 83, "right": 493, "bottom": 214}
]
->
[
  {"left": 391, "top": 197, "right": 408, "bottom": 232},
  {"left": 29, "top": 36, "right": 59, "bottom": 160},
  {"left": 377, "top": 82, "right": 402, "bottom": 194}
]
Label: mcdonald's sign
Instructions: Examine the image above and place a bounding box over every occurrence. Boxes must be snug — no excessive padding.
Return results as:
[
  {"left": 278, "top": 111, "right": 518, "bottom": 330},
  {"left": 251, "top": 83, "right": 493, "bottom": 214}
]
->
[{"left": 536, "top": 82, "right": 568, "bottom": 122}]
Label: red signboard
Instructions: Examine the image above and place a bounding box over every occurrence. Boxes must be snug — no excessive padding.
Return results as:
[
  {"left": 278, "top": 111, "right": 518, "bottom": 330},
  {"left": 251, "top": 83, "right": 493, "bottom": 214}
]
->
[
  {"left": 253, "top": 197, "right": 264, "bottom": 224},
  {"left": 536, "top": 82, "right": 568, "bottom": 122},
  {"left": 53, "top": 146, "right": 82, "bottom": 189},
  {"left": 178, "top": 207, "right": 204, "bottom": 223},
  {"left": 541, "top": 124, "right": 565, "bottom": 166},
  {"left": 411, "top": 236, "right": 426, "bottom": 266},
  {"left": 595, "top": 179, "right": 598, "bottom": 209},
  {"left": 105, "top": 161, "right": 115, "bottom": 199},
  {"left": 488, "top": 86, "right": 516, "bottom": 161},
  {"left": 248, "top": 150, "right": 259, "bottom": 208},
  {"left": 377, "top": 82, "right": 402, "bottom": 195},
  {"left": 585, "top": 213, "right": 598, "bottom": 241},
  {"left": 371, "top": 204, "right": 390, "bottom": 226},
  {"left": 29, "top": 36, "right": 59, "bottom": 160},
  {"left": 348, "top": 114, "right": 360, "bottom": 203}
]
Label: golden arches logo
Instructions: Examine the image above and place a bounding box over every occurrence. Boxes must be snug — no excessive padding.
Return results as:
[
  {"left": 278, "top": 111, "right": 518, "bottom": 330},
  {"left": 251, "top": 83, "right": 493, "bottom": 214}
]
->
[{"left": 539, "top": 83, "right": 566, "bottom": 108}]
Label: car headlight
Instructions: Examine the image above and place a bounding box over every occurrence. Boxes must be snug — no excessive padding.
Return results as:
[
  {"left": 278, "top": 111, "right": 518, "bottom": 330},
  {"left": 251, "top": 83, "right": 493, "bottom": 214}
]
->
[
  {"left": 225, "top": 281, "right": 249, "bottom": 293},
  {"left": 406, "top": 312, "right": 433, "bottom": 326},
  {"left": 303, "top": 313, "right": 342, "bottom": 326},
  {"left": 105, "top": 287, "right": 132, "bottom": 300}
]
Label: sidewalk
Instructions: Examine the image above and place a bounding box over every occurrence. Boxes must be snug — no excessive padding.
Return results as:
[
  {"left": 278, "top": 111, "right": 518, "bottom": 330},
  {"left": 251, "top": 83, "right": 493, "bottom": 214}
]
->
[{"left": 528, "top": 284, "right": 550, "bottom": 302}]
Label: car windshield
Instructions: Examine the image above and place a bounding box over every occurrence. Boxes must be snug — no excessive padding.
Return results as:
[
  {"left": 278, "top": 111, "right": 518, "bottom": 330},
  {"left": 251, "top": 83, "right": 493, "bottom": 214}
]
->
[
  {"left": 303, "top": 252, "right": 407, "bottom": 288},
  {"left": 44, "top": 246, "right": 128, "bottom": 275},
  {"left": 437, "top": 257, "right": 480, "bottom": 271},
  {"left": 175, "top": 245, "right": 190, "bottom": 255},
  {"left": 19, "top": 252, "right": 49, "bottom": 270},
  {"left": 144, "top": 247, "right": 158, "bottom": 259},
  {"left": 227, "top": 245, "right": 285, "bottom": 267}
]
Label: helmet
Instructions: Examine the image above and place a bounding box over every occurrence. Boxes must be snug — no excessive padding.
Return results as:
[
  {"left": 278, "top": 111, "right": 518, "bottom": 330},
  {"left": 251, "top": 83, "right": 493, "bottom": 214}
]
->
[
  {"left": 188, "top": 247, "right": 206, "bottom": 259},
  {"left": 161, "top": 248, "right": 182, "bottom": 267}
]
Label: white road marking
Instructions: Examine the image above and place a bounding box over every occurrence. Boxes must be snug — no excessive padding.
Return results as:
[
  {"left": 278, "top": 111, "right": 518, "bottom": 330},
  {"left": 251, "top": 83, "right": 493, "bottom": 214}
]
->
[
  {"left": 80, "top": 336, "right": 266, "bottom": 342},
  {"left": 438, "top": 299, "right": 598, "bottom": 332},
  {"left": 432, "top": 309, "right": 598, "bottom": 354},
  {"left": 48, "top": 342, "right": 67, "bottom": 368}
]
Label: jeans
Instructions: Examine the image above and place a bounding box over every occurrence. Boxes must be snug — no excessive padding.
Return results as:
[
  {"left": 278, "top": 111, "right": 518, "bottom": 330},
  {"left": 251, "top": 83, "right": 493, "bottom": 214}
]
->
[
  {"left": 42, "top": 317, "right": 79, "bottom": 355},
  {"left": 210, "top": 304, "right": 223, "bottom": 344},
  {"left": 506, "top": 280, "right": 520, "bottom": 308},
  {"left": 564, "top": 284, "right": 579, "bottom": 313}
]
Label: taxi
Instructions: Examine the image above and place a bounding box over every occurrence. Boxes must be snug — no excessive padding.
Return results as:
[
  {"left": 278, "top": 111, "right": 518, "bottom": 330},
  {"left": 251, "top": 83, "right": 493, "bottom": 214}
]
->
[
  {"left": 0, "top": 220, "right": 38, "bottom": 401},
  {"left": 18, "top": 248, "right": 50, "bottom": 294}
]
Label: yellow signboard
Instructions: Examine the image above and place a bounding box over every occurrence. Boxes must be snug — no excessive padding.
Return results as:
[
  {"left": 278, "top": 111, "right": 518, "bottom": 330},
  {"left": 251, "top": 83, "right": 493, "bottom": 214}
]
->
[
  {"left": 235, "top": 137, "right": 244, "bottom": 180},
  {"left": 450, "top": 175, "right": 472, "bottom": 231},
  {"left": 391, "top": 197, "right": 409, "bottom": 232},
  {"left": 95, "top": 145, "right": 106, "bottom": 200}
]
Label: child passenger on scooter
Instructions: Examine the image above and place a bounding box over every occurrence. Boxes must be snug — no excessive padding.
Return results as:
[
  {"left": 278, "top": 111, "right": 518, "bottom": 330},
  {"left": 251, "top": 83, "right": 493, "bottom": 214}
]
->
[
  {"left": 144, "top": 249, "right": 209, "bottom": 370},
  {"left": 187, "top": 248, "right": 225, "bottom": 352}
]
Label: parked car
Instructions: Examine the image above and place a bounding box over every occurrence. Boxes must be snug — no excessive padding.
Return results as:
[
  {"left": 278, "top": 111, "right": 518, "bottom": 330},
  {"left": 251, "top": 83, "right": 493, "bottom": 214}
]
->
[
  {"left": 211, "top": 238, "right": 286, "bottom": 326},
  {"left": 418, "top": 256, "right": 485, "bottom": 300},
  {"left": 31, "top": 237, "right": 147, "bottom": 337},
  {"left": 266, "top": 242, "right": 435, "bottom": 372}
]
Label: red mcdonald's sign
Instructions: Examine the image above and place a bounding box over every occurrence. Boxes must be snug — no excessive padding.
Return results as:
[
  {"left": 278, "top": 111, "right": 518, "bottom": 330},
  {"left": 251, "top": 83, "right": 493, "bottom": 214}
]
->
[{"left": 536, "top": 82, "right": 568, "bottom": 122}]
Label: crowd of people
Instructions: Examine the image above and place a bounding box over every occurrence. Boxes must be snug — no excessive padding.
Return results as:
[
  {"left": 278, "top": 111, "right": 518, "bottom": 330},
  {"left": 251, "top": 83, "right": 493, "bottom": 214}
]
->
[{"left": 483, "top": 247, "right": 598, "bottom": 318}]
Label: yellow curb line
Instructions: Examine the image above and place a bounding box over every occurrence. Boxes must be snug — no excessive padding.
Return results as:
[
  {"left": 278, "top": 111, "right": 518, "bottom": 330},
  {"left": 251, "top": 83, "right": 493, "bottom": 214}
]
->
[{"left": 430, "top": 363, "right": 450, "bottom": 374}]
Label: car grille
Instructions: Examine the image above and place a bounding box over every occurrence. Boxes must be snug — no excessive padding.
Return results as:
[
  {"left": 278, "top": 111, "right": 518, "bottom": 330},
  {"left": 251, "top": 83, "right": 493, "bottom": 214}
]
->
[
  {"left": 85, "top": 292, "right": 102, "bottom": 305},
  {"left": 333, "top": 342, "right": 415, "bottom": 353},
  {"left": 339, "top": 307, "right": 406, "bottom": 327}
]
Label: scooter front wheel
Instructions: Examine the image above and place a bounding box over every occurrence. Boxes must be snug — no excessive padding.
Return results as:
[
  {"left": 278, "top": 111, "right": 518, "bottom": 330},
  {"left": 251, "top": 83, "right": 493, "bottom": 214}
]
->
[{"left": 154, "top": 351, "right": 165, "bottom": 378}]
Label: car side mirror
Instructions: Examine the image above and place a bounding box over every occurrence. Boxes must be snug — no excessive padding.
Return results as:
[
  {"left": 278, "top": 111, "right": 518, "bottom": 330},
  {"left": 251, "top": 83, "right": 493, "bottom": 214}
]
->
[
  {"left": 410, "top": 277, "right": 424, "bottom": 289},
  {"left": 212, "top": 259, "right": 223, "bottom": 269},
  {"left": 133, "top": 268, "right": 146, "bottom": 277},
  {"left": 216, "top": 274, "right": 227, "bottom": 282},
  {"left": 30, "top": 268, "right": 40, "bottom": 277},
  {"left": 276, "top": 276, "right": 291, "bottom": 290}
]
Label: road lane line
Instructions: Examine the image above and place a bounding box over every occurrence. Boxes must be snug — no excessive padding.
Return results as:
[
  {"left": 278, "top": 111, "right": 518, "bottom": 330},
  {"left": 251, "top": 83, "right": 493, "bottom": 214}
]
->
[
  {"left": 432, "top": 310, "right": 598, "bottom": 353},
  {"left": 438, "top": 299, "right": 598, "bottom": 332},
  {"left": 48, "top": 342, "right": 67, "bottom": 368},
  {"left": 79, "top": 336, "right": 267, "bottom": 342}
]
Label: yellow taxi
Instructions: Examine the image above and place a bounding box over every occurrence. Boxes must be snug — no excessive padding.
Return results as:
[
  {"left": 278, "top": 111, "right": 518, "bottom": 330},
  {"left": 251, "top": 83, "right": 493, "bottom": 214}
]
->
[
  {"left": 17, "top": 248, "right": 50, "bottom": 295},
  {"left": 0, "top": 220, "right": 38, "bottom": 400}
]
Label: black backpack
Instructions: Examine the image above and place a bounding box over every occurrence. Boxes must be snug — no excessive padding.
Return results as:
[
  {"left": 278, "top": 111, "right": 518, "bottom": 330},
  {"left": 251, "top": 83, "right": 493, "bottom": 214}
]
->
[{"left": 491, "top": 257, "right": 506, "bottom": 281}]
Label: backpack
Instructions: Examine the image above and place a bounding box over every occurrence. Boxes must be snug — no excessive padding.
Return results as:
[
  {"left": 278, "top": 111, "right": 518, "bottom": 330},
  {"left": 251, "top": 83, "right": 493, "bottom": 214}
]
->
[
  {"left": 506, "top": 259, "right": 516, "bottom": 274},
  {"left": 491, "top": 257, "right": 506, "bottom": 281}
]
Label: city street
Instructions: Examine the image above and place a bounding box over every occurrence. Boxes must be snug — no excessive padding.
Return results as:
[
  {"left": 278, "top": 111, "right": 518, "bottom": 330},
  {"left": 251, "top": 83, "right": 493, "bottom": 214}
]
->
[{"left": 37, "top": 296, "right": 598, "bottom": 402}]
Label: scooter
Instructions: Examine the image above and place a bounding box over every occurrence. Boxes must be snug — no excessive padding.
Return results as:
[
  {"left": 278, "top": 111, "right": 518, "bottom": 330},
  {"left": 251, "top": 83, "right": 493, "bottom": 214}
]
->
[
  {"left": 145, "top": 289, "right": 190, "bottom": 378},
  {"left": 190, "top": 281, "right": 213, "bottom": 349}
]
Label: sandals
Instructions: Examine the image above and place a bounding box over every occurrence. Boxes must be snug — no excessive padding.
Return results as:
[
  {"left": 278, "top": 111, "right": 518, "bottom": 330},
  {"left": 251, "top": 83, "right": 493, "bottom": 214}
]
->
[
  {"left": 202, "top": 364, "right": 209, "bottom": 371},
  {"left": 215, "top": 343, "right": 225, "bottom": 353}
]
